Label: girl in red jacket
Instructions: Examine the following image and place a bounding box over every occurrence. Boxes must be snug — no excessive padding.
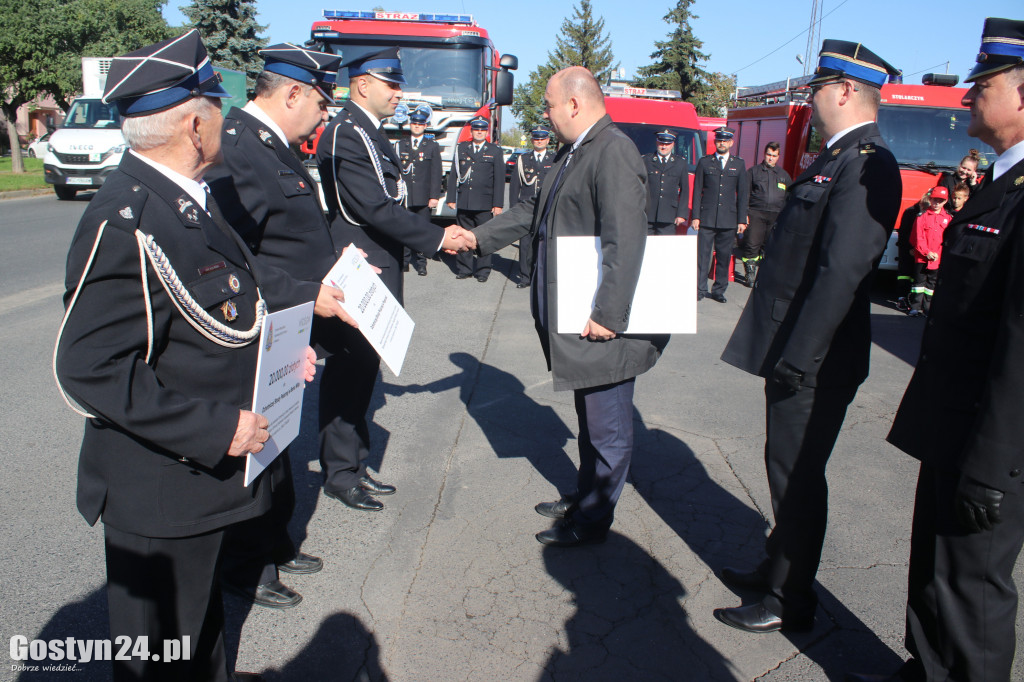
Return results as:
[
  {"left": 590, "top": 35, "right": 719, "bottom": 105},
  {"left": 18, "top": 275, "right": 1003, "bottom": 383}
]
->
[{"left": 908, "top": 186, "right": 951, "bottom": 317}]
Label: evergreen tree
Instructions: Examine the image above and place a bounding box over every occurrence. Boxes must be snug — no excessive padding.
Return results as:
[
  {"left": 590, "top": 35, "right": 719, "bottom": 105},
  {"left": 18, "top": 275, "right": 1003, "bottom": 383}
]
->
[
  {"left": 634, "top": 0, "right": 712, "bottom": 109},
  {"left": 510, "top": 0, "right": 618, "bottom": 134},
  {"left": 180, "top": 0, "right": 267, "bottom": 90}
]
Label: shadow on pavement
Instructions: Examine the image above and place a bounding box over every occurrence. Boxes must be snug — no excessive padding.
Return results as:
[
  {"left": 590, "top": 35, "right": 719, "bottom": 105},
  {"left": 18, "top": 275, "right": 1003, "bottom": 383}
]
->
[
  {"left": 16, "top": 588, "right": 110, "bottom": 682},
  {"left": 869, "top": 312, "right": 925, "bottom": 368},
  {"left": 394, "top": 351, "right": 578, "bottom": 493},
  {"left": 630, "top": 412, "right": 905, "bottom": 678},
  {"left": 258, "top": 612, "right": 387, "bottom": 681}
]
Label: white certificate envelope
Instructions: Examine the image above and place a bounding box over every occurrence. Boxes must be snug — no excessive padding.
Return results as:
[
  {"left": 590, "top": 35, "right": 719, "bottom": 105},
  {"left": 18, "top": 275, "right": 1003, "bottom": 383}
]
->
[
  {"left": 555, "top": 235, "right": 696, "bottom": 335},
  {"left": 322, "top": 243, "right": 415, "bottom": 376},
  {"left": 245, "top": 301, "right": 315, "bottom": 487}
]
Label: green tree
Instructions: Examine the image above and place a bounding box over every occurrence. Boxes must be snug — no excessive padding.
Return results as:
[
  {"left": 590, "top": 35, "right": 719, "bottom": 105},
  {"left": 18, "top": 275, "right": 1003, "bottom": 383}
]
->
[
  {"left": 180, "top": 0, "right": 267, "bottom": 91},
  {"left": 701, "top": 71, "right": 736, "bottom": 117},
  {"left": 510, "top": 0, "right": 618, "bottom": 134},
  {"left": 634, "top": 0, "right": 712, "bottom": 108},
  {"left": 0, "top": 0, "right": 171, "bottom": 173}
]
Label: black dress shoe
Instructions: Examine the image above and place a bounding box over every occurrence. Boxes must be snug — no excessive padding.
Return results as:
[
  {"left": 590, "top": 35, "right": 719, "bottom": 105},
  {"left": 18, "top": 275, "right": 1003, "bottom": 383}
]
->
[
  {"left": 516, "top": 280, "right": 530, "bottom": 289},
  {"left": 278, "top": 551, "right": 323, "bottom": 575},
  {"left": 535, "top": 519, "right": 608, "bottom": 547},
  {"left": 416, "top": 265, "right": 427, "bottom": 276},
  {"left": 456, "top": 273, "right": 472, "bottom": 280},
  {"left": 359, "top": 474, "right": 396, "bottom": 495},
  {"left": 719, "top": 566, "right": 769, "bottom": 592},
  {"left": 476, "top": 274, "right": 489, "bottom": 282},
  {"left": 710, "top": 292, "right": 727, "bottom": 303},
  {"left": 697, "top": 291, "right": 706, "bottom": 301},
  {"left": 227, "top": 578, "right": 302, "bottom": 609},
  {"left": 535, "top": 498, "right": 575, "bottom": 519},
  {"left": 325, "top": 486, "right": 384, "bottom": 511},
  {"left": 713, "top": 602, "right": 812, "bottom": 633}
]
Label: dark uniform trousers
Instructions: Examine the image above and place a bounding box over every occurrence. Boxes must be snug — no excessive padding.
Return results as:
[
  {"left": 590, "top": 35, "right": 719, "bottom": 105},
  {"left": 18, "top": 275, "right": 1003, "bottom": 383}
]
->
[
  {"left": 697, "top": 227, "right": 736, "bottom": 296},
  {"left": 456, "top": 210, "right": 494, "bottom": 276},
  {"left": 744, "top": 208, "right": 779, "bottom": 260},
  {"left": 404, "top": 205, "right": 432, "bottom": 271},
  {"left": 758, "top": 381, "right": 859, "bottom": 621}
]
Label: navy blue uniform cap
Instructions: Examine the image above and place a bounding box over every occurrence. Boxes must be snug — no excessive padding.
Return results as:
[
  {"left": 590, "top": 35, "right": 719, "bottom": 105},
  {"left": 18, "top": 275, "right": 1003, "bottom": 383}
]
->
[
  {"left": 259, "top": 43, "right": 341, "bottom": 101},
  {"left": 409, "top": 109, "right": 429, "bottom": 124},
  {"left": 809, "top": 39, "right": 899, "bottom": 88},
  {"left": 470, "top": 118, "right": 489, "bottom": 131},
  {"left": 531, "top": 127, "right": 551, "bottom": 139},
  {"left": 713, "top": 127, "right": 734, "bottom": 141},
  {"left": 655, "top": 129, "right": 677, "bottom": 143},
  {"left": 102, "top": 30, "right": 231, "bottom": 117},
  {"left": 967, "top": 18, "right": 1024, "bottom": 82},
  {"left": 341, "top": 47, "right": 406, "bottom": 84}
]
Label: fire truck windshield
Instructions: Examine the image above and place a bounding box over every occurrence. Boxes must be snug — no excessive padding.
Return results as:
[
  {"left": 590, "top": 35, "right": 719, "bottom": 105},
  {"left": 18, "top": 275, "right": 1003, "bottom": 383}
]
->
[
  {"left": 615, "top": 124, "right": 703, "bottom": 169},
  {"left": 876, "top": 105, "right": 996, "bottom": 171},
  {"left": 328, "top": 42, "right": 486, "bottom": 109},
  {"left": 62, "top": 99, "right": 121, "bottom": 130}
]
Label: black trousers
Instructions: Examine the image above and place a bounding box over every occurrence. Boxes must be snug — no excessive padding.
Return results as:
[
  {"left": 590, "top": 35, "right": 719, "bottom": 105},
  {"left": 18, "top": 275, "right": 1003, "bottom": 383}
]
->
[
  {"left": 697, "top": 226, "right": 735, "bottom": 295},
  {"left": 319, "top": 324, "right": 380, "bottom": 493},
  {"left": 517, "top": 233, "right": 532, "bottom": 280},
  {"left": 902, "top": 463, "right": 1024, "bottom": 682},
  {"left": 221, "top": 454, "right": 297, "bottom": 587},
  {"left": 403, "top": 205, "right": 430, "bottom": 271},
  {"left": 909, "top": 263, "right": 937, "bottom": 313},
  {"left": 569, "top": 378, "right": 636, "bottom": 528},
  {"left": 757, "top": 380, "right": 859, "bottom": 621},
  {"left": 455, "top": 209, "right": 494, "bottom": 276},
  {"left": 104, "top": 525, "right": 229, "bottom": 682},
  {"left": 743, "top": 209, "right": 778, "bottom": 261}
]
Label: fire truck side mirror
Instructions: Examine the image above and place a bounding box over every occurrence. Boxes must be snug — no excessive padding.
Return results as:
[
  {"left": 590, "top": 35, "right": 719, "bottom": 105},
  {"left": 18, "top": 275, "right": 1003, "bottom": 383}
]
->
[
  {"left": 499, "top": 54, "right": 518, "bottom": 71},
  {"left": 495, "top": 70, "right": 514, "bottom": 106}
]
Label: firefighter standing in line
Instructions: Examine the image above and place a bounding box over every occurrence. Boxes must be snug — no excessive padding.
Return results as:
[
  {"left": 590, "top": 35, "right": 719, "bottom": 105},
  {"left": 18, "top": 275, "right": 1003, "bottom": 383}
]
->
[
  {"left": 743, "top": 141, "right": 792, "bottom": 285},
  {"left": 509, "top": 127, "right": 555, "bottom": 288},
  {"left": 642, "top": 129, "right": 689, "bottom": 236},
  {"left": 396, "top": 107, "right": 443, "bottom": 276},
  {"left": 447, "top": 117, "right": 505, "bottom": 282}
]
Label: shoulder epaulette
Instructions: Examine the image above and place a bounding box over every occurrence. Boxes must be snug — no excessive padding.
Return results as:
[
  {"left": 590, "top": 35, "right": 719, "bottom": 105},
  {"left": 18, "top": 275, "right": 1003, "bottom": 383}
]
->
[
  {"left": 223, "top": 117, "right": 246, "bottom": 145},
  {"left": 859, "top": 142, "right": 876, "bottom": 154},
  {"left": 108, "top": 184, "right": 148, "bottom": 230}
]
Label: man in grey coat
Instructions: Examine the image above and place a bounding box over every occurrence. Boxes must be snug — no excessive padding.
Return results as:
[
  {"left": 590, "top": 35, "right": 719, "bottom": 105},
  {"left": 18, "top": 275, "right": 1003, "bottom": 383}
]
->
[{"left": 466, "top": 66, "right": 668, "bottom": 547}]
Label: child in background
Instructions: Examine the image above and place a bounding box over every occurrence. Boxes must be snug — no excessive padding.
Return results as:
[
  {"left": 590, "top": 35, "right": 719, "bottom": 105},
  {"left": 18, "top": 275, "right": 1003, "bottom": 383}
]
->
[
  {"left": 948, "top": 182, "right": 970, "bottom": 216},
  {"left": 908, "top": 185, "right": 951, "bottom": 317},
  {"left": 896, "top": 191, "right": 931, "bottom": 312}
]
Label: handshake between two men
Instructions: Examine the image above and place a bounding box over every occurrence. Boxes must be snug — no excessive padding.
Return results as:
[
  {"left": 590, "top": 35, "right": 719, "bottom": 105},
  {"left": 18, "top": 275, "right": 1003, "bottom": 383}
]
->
[{"left": 442, "top": 224, "right": 478, "bottom": 254}]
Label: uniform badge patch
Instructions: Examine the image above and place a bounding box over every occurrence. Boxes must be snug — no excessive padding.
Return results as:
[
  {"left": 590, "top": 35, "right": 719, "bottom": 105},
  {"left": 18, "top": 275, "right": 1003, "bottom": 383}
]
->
[
  {"left": 967, "top": 223, "right": 1000, "bottom": 235},
  {"left": 228, "top": 274, "right": 241, "bottom": 293},
  {"left": 813, "top": 175, "right": 832, "bottom": 184},
  {"left": 226, "top": 128, "right": 237, "bottom": 135},
  {"left": 118, "top": 206, "right": 134, "bottom": 220},
  {"left": 1015, "top": 176, "right": 1023, "bottom": 186},
  {"left": 258, "top": 129, "right": 274, "bottom": 146},
  {"left": 832, "top": 147, "right": 842, "bottom": 156},
  {"left": 221, "top": 300, "right": 238, "bottom": 322}
]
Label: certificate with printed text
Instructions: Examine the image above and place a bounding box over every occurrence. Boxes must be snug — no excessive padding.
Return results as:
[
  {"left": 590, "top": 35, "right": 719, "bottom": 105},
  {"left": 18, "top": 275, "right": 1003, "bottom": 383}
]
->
[
  {"left": 322, "top": 243, "right": 415, "bottom": 376},
  {"left": 555, "top": 235, "right": 697, "bottom": 335},
  {"left": 244, "top": 301, "right": 315, "bottom": 487}
]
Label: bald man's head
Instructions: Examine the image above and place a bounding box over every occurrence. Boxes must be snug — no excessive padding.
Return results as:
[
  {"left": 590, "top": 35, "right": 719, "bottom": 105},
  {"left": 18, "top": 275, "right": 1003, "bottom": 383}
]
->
[{"left": 543, "top": 66, "right": 606, "bottom": 144}]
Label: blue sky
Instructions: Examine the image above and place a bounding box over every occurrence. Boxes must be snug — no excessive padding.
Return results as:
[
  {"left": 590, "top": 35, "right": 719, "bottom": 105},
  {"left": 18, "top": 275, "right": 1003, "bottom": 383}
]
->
[{"left": 165, "top": 1, "right": 1017, "bottom": 100}]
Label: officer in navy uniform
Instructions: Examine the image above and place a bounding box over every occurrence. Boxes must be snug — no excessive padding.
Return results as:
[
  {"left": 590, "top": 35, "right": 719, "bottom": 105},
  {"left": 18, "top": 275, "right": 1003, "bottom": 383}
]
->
[
  {"left": 509, "top": 127, "right": 554, "bottom": 287},
  {"left": 395, "top": 106, "right": 443, "bottom": 276},
  {"left": 691, "top": 127, "right": 749, "bottom": 302},
  {"left": 315, "top": 47, "right": 469, "bottom": 512},
  {"left": 53, "top": 31, "right": 347, "bottom": 681},
  {"left": 642, "top": 129, "right": 689, "bottom": 235},
  {"left": 850, "top": 19, "right": 1024, "bottom": 682},
  {"left": 446, "top": 117, "right": 505, "bottom": 282},
  {"left": 713, "top": 39, "right": 902, "bottom": 634},
  {"left": 207, "top": 43, "right": 347, "bottom": 611}
]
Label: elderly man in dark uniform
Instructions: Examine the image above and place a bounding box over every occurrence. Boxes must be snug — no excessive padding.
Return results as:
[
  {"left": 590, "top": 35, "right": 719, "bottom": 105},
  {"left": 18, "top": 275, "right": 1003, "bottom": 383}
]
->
[
  {"left": 849, "top": 19, "right": 1024, "bottom": 682},
  {"left": 643, "top": 129, "right": 689, "bottom": 236},
  {"left": 395, "top": 106, "right": 443, "bottom": 276},
  {"left": 315, "top": 47, "right": 469, "bottom": 512},
  {"left": 713, "top": 39, "right": 902, "bottom": 634},
  {"left": 510, "top": 127, "right": 554, "bottom": 288},
  {"left": 467, "top": 66, "right": 667, "bottom": 547},
  {"left": 742, "top": 141, "right": 792, "bottom": 285},
  {"left": 446, "top": 117, "right": 505, "bottom": 282},
  {"left": 206, "top": 44, "right": 348, "bottom": 611},
  {"left": 53, "top": 31, "right": 348, "bottom": 681},
  {"left": 691, "top": 127, "right": 748, "bottom": 302}
]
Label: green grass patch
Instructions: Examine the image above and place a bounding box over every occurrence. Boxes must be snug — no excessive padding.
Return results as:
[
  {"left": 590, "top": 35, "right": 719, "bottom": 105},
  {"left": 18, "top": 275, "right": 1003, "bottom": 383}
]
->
[{"left": 0, "top": 156, "right": 48, "bottom": 192}]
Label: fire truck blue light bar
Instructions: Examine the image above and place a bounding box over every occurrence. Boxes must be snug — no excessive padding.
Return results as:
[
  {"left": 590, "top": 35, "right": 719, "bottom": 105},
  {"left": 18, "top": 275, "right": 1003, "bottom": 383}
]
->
[{"left": 322, "top": 10, "right": 474, "bottom": 23}]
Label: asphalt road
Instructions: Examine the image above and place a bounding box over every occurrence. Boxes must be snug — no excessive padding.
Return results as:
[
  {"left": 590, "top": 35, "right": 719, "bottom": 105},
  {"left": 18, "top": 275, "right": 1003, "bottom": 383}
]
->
[{"left": 1, "top": 191, "right": 1021, "bottom": 681}]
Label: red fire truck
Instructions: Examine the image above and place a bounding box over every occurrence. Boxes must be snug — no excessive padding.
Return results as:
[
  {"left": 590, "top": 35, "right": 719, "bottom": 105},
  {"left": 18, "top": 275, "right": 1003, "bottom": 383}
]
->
[
  {"left": 304, "top": 9, "right": 517, "bottom": 216},
  {"left": 601, "top": 84, "right": 705, "bottom": 233},
  {"left": 727, "top": 73, "right": 996, "bottom": 270}
]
